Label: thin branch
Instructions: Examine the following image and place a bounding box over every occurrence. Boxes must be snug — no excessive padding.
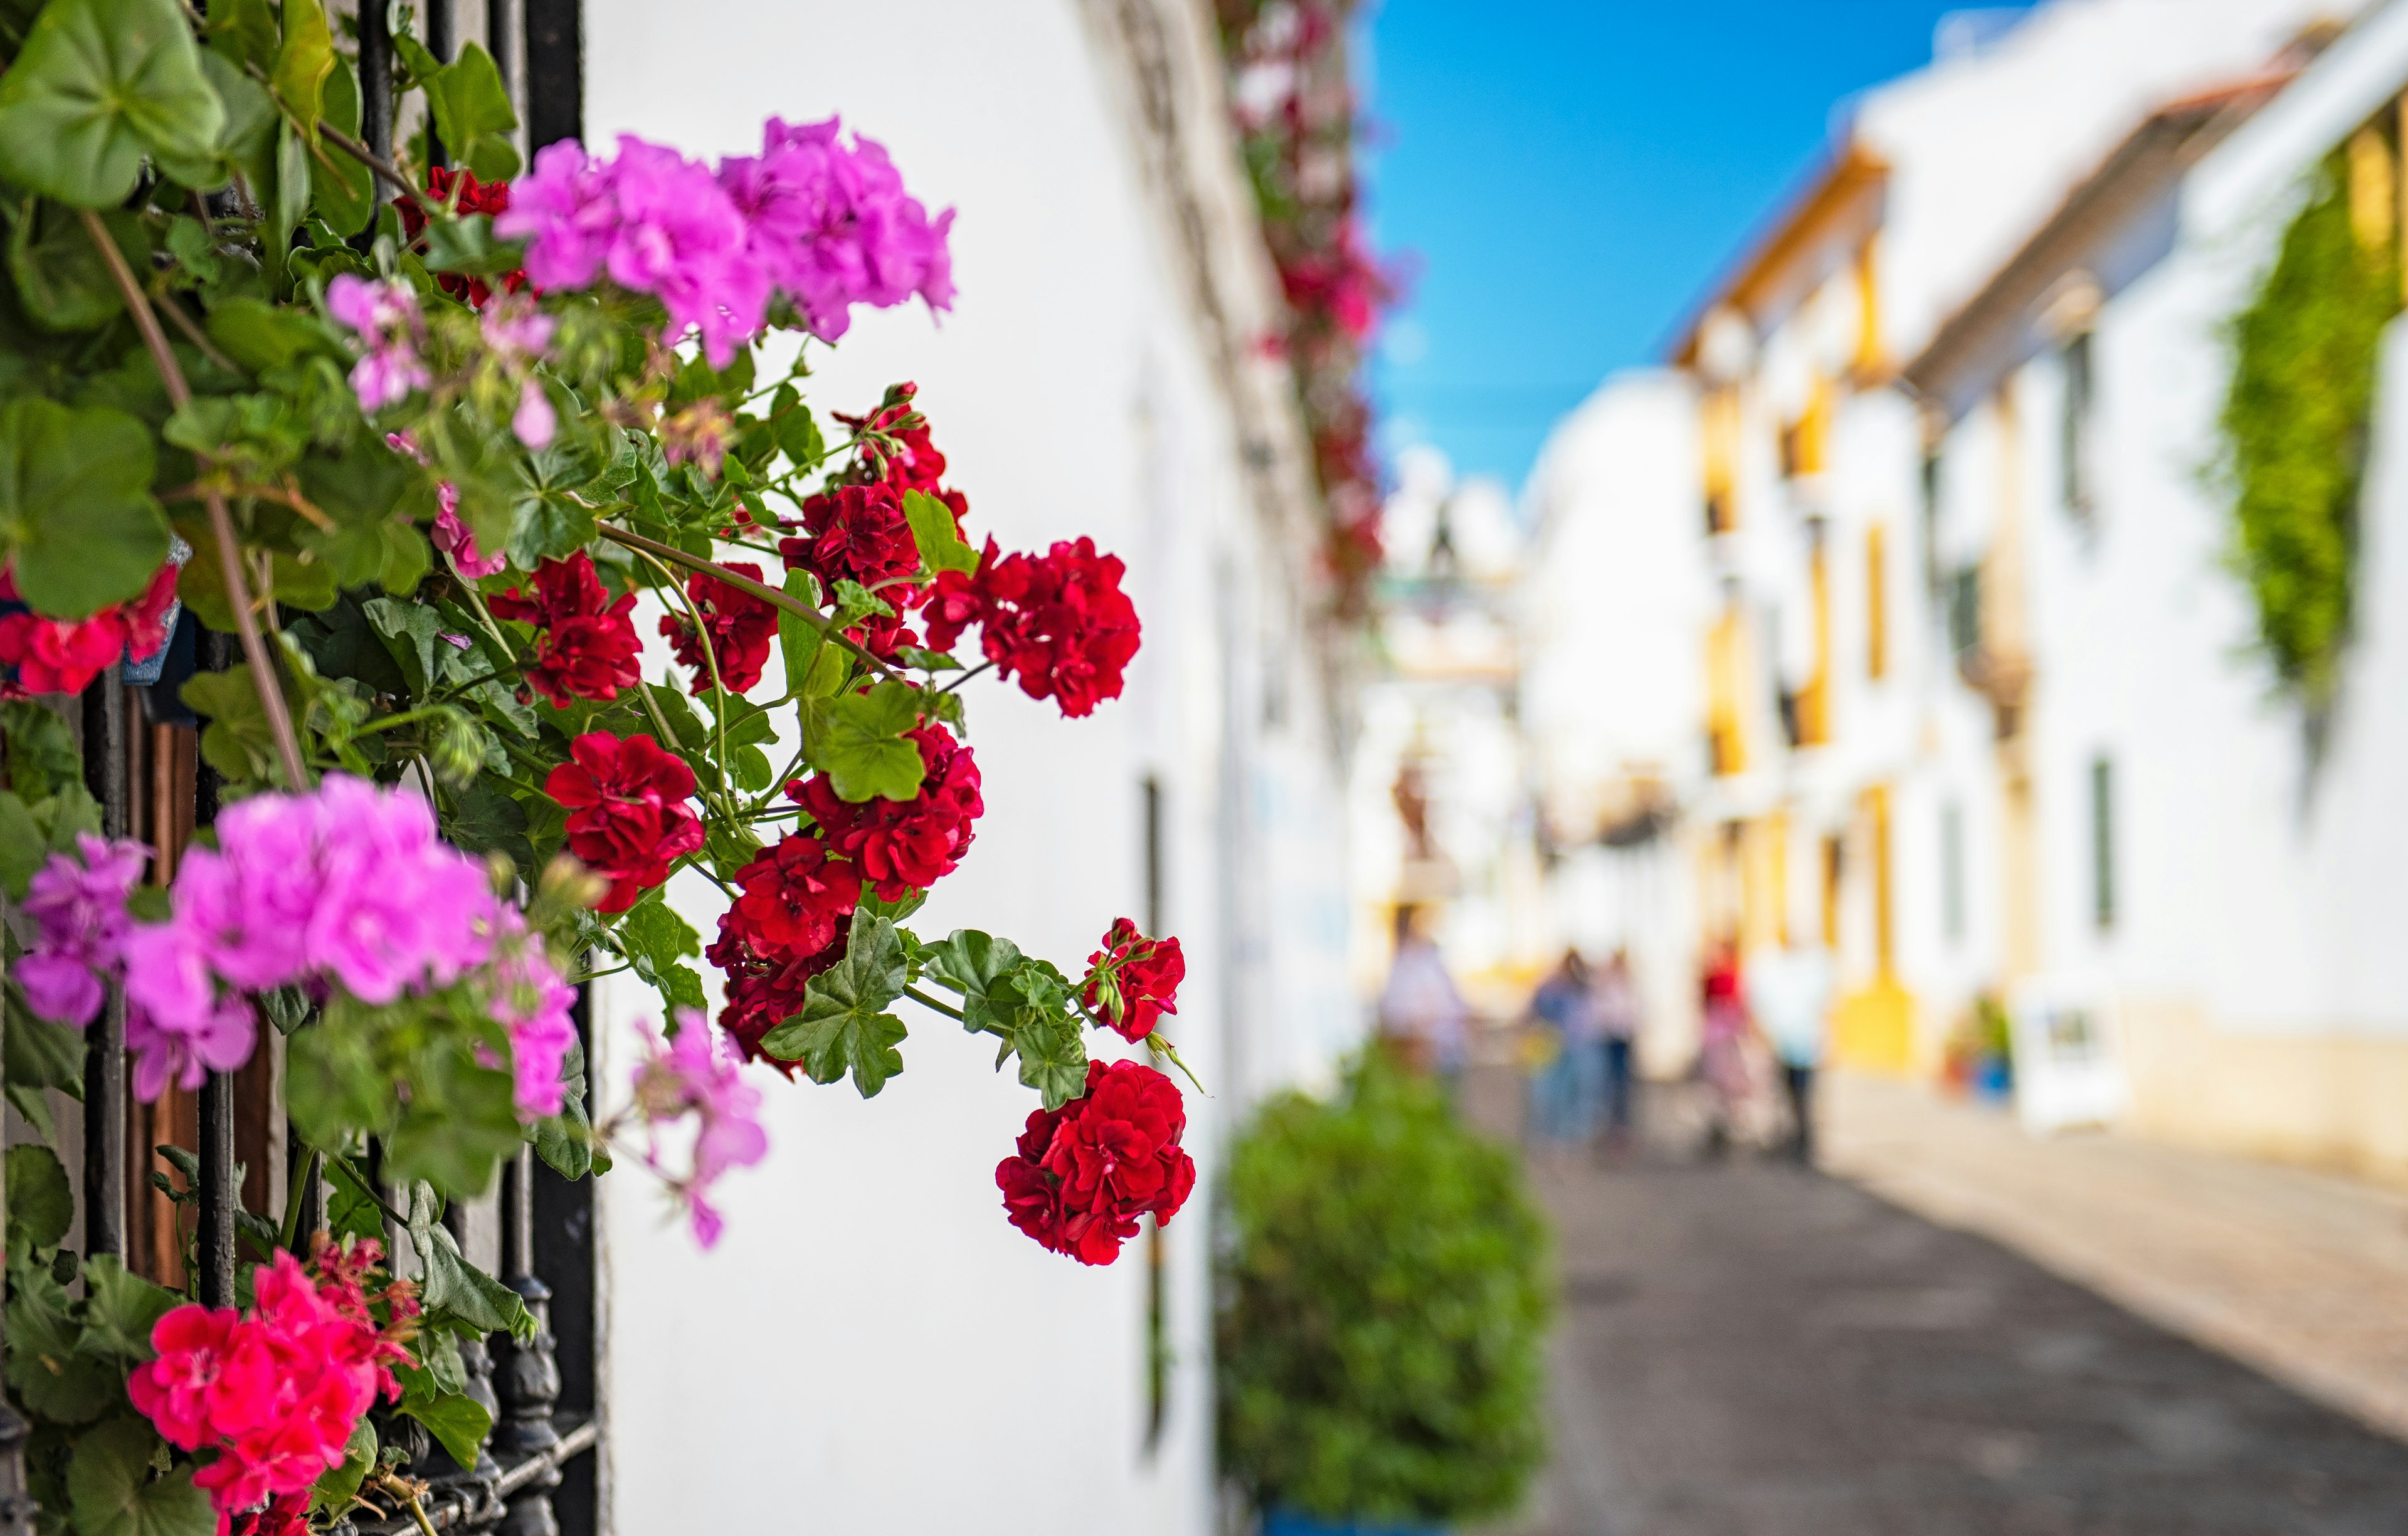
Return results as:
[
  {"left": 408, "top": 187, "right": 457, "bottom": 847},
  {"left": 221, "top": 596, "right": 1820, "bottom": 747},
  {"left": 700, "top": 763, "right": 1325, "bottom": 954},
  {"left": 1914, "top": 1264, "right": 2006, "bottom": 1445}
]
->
[
  {"left": 154, "top": 291, "right": 240, "bottom": 375},
  {"left": 594, "top": 523, "right": 904, "bottom": 681},
  {"left": 904, "top": 985, "right": 968, "bottom": 1024},
  {"left": 80, "top": 208, "right": 309, "bottom": 791},
  {"left": 316, "top": 118, "right": 436, "bottom": 217}
]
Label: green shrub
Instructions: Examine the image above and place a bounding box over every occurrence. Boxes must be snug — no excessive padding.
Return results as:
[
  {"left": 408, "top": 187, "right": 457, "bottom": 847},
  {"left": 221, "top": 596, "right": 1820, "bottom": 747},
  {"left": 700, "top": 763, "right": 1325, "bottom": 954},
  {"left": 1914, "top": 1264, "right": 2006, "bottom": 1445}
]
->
[
  {"left": 2218, "top": 150, "right": 2402, "bottom": 709},
  {"left": 1217, "top": 1055, "right": 1552, "bottom": 1525}
]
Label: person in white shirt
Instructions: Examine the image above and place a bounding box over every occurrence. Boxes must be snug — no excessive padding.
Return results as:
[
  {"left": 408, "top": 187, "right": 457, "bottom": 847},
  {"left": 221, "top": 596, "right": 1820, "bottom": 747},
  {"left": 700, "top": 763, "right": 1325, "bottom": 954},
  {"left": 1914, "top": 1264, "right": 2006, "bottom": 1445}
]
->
[
  {"left": 1746, "top": 938, "right": 1834, "bottom": 1162},
  {"left": 1378, "top": 905, "right": 1471, "bottom": 1091},
  {"left": 1592, "top": 948, "right": 1641, "bottom": 1145}
]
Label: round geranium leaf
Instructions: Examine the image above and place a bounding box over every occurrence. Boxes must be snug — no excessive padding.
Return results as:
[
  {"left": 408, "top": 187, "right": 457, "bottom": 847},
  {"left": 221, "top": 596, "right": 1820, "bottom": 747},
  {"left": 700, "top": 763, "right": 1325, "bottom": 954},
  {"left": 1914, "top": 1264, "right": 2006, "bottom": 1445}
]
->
[
  {"left": 0, "top": 0, "right": 227, "bottom": 209},
  {"left": 0, "top": 397, "right": 167, "bottom": 618}
]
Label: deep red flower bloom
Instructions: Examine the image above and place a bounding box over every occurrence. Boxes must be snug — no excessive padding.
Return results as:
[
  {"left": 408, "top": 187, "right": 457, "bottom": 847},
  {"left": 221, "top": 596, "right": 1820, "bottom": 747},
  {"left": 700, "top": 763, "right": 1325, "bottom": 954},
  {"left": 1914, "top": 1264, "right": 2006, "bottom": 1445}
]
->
[
  {"left": 727, "top": 833, "right": 862, "bottom": 959},
  {"left": 659, "top": 562, "right": 779, "bottom": 694},
  {"left": 836, "top": 382, "right": 970, "bottom": 524},
  {"left": 229, "top": 1493, "right": 311, "bottom": 1536},
  {"left": 488, "top": 550, "right": 642, "bottom": 707},
  {"left": 778, "top": 482, "right": 922, "bottom": 594},
  {"left": 1079, "top": 918, "right": 1185, "bottom": 1043},
  {"left": 398, "top": 167, "right": 529, "bottom": 307},
  {"left": 995, "top": 1060, "right": 1195, "bottom": 1265},
  {"left": 545, "top": 732, "right": 705, "bottom": 913},
  {"left": 926, "top": 537, "right": 1140, "bottom": 717},
  {"left": 705, "top": 923, "right": 847, "bottom": 1075},
  {"left": 787, "top": 724, "right": 982, "bottom": 901},
  {"left": 0, "top": 560, "right": 179, "bottom": 698}
]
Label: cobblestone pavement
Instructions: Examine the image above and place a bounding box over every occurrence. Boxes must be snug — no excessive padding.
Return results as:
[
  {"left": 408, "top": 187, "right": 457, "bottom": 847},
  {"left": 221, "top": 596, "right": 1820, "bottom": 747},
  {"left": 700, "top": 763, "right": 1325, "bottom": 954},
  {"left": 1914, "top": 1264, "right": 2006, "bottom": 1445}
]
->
[{"left": 1476, "top": 1070, "right": 2408, "bottom": 1536}]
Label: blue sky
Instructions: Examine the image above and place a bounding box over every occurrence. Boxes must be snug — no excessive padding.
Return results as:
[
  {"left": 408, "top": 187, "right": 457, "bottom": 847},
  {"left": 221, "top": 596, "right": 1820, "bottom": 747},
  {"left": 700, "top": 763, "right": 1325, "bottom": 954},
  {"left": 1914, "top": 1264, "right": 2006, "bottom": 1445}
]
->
[{"left": 1364, "top": 2, "right": 2032, "bottom": 497}]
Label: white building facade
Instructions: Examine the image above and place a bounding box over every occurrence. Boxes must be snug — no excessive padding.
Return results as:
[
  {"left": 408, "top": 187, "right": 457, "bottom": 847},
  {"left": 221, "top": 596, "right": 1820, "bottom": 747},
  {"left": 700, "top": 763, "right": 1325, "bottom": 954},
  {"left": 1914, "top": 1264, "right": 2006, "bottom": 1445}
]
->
[{"left": 574, "top": 3, "right": 1354, "bottom": 1530}]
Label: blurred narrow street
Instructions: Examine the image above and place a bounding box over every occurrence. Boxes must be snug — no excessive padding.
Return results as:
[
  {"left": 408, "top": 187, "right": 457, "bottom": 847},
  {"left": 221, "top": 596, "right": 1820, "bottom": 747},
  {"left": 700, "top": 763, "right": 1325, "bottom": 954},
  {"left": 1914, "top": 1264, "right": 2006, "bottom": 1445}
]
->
[{"left": 1467, "top": 1068, "right": 2408, "bottom": 1536}]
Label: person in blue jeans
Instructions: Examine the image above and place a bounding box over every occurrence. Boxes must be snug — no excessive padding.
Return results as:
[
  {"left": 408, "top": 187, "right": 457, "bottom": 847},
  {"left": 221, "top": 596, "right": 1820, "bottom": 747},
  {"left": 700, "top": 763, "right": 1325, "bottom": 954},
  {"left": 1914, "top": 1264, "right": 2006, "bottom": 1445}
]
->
[
  {"left": 1592, "top": 947, "right": 1641, "bottom": 1147},
  {"left": 1525, "top": 950, "right": 1601, "bottom": 1147}
]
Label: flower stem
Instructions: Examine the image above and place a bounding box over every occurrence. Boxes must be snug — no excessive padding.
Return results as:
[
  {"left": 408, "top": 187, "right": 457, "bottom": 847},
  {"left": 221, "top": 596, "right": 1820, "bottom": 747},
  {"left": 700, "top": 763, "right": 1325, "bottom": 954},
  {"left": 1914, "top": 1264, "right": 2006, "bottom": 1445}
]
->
[
  {"left": 903, "top": 986, "right": 968, "bottom": 1024},
  {"left": 280, "top": 1147, "right": 324, "bottom": 1252},
  {"left": 939, "top": 659, "right": 995, "bottom": 694},
  {"left": 593, "top": 523, "right": 902, "bottom": 682},
  {"left": 79, "top": 208, "right": 310, "bottom": 792}
]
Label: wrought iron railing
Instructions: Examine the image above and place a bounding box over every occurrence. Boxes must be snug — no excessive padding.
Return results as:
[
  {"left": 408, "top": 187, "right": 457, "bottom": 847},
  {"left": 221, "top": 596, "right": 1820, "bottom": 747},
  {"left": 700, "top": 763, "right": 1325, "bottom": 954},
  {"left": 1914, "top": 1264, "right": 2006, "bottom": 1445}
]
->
[{"left": 0, "top": 3, "right": 599, "bottom": 1531}]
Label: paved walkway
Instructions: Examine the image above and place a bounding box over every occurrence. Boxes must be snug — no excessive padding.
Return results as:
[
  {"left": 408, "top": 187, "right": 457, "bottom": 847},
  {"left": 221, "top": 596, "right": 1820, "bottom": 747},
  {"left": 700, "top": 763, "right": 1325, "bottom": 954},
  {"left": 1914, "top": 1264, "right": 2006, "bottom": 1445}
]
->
[{"left": 1479, "top": 1069, "right": 2408, "bottom": 1536}]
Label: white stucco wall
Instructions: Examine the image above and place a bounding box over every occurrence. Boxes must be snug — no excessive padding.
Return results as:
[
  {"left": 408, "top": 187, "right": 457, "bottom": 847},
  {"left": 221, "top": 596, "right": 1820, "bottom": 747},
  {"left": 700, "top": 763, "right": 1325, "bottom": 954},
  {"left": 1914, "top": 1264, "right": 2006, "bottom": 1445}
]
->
[{"left": 572, "top": 3, "right": 1348, "bottom": 1530}]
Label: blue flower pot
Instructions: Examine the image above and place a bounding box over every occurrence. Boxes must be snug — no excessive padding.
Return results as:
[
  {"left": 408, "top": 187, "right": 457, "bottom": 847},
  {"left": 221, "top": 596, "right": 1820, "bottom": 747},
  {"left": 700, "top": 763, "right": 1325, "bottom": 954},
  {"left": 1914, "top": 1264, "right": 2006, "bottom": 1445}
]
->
[{"left": 1263, "top": 1512, "right": 1448, "bottom": 1536}]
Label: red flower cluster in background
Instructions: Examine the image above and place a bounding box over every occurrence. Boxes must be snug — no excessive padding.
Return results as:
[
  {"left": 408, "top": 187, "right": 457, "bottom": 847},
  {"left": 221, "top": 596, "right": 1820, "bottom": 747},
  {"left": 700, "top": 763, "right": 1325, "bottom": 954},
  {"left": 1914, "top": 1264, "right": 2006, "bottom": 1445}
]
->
[
  {"left": 130, "top": 1241, "right": 415, "bottom": 1525},
  {"left": 1079, "top": 918, "right": 1185, "bottom": 1043},
  {"left": 789, "top": 723, "right": 982, "bottom": 900},
  {"left": 546, "top": 732, "right": 706, "bottom": 913},
  {"left": 0, "top": 561, "right": 178, "bottom": 698},
  {"left": 926, "top": 537, "right": 1141, "bottom": 717},
  {"left": 660, "top": 564, "right": 780, "bottom": 693},
  {"left": 996, "top": 1060, "right": 1196, "bottom": 1265},
  {"left": 398, "top": 167, "right": 529, "bottom": 308},
  {"left": 488, "top": 550, "right": 642, "bottom": 707}
]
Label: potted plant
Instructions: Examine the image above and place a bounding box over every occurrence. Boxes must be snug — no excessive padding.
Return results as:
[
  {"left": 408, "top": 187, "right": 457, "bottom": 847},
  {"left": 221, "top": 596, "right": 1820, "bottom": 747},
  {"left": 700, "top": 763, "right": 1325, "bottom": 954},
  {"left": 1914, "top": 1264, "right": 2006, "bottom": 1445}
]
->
[{"left": 1218, "top": 1055, "right": 1553, "bottom": 1535}]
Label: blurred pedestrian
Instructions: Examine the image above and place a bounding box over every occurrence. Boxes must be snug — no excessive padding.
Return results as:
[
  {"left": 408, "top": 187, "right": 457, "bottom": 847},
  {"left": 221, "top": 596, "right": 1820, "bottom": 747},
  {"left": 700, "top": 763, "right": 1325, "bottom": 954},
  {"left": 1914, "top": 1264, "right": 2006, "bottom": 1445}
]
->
[
  {"left": 1698, "top": 937, "right": 1750, "bottom": 1156},
  {"left": 1379, "top": 905, "right": 1471, "bottom": 1093},
  {"left": 1748, "top": 936, "right": 1834, "bottom": 1162},
  {"left": 1594, "top": 947, "right": 1641, "bottom": 1146},
  {"left": 1523, "top": 949, "right": 1601, "bottom": 1150}
]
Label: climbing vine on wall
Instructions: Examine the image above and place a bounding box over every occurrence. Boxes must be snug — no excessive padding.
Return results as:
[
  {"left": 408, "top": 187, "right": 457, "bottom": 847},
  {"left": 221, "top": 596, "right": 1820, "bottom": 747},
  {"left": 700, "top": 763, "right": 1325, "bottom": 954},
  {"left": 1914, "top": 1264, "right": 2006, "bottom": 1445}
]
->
[{"left": 2217, "top": 149, "right": 2402, "bottom": 710}]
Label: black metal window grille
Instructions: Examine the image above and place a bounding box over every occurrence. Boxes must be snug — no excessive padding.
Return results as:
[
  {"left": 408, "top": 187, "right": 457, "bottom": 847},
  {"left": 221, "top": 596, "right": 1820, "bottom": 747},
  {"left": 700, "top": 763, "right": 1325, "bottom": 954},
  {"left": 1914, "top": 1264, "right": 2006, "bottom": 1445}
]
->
[{"left": 1, "top": 3, "right": 598, "bottom": 1532}]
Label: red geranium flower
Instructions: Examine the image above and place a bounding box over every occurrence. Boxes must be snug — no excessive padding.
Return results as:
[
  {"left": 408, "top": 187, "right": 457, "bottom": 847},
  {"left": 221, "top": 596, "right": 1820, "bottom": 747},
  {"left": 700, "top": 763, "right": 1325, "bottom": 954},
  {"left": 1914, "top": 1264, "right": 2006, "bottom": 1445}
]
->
[
  {"left": 1078, "top": 918, "right": 1185, "bottom": 1043},
  {"left": 398, "top": 167, "right": 529, "bottom": 308},
  {"left": 0, "top": 560, "right": 180, "bottom": 698},
  {"left": 837, "top": 382, "right": 971, "bottom": 525},
  {"left": 705, "top": 924, "right": 847, "bottom": 1075},
  {"left": 787, "top": 724, "right": 982, "bottom": 901},
  {"left": 926, "top": 537, "right": 1140, "bottom": 718},
  {"left": 779, "top": 482, "right": 922, "bottom": 596},
  {"left": 727, "top": 833, "right": 862, "bottom": 959},
  {"left": 545, "top": 732, "right": 705, "bottom": 913},
  {"left": 488, "top": 550, "right": 641, "bottom": 707},
  {"left": 996, "top": 1060, "right": 1195, "bottom": 1265},
  {"left": 659, "top": 563, "right": 779, "bottom": 694}
]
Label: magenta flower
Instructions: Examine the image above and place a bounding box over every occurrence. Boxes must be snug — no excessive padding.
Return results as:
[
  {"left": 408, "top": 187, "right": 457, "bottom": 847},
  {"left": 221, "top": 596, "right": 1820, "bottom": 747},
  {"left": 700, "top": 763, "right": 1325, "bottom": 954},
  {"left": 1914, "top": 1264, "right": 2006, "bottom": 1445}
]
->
[
  {"left": 325, "top": 275, "right": 430, "bottom": 413},
  {"left": 17, "top": 834, "right": 146, "bottom": 1025},
  {"left": 489, "top": 914, "right": 579, "bottom": 1118},
  {"left": 512, "top": 379, "right": 557, "bottom": 450},
  {"left": 495, "top": 140, "right": 620, "bottom": 291},
  {"left": 601, "top": 137, "right": 767, "bottom": 368},
  {"left": 628, "top": 1010, "right": 768, "bottom": 1248},
  {"left": 120, "top": 922, "right": 257, "bottom": 1100},
  {"left": 719, "top": 116, "right": 954, "bottom": 342},
  {"left": 433, "top": 482, "right": 507, "bottom": 577},
  {"left": 302, "top": 776, "right": 494, "bottom": 1004}
]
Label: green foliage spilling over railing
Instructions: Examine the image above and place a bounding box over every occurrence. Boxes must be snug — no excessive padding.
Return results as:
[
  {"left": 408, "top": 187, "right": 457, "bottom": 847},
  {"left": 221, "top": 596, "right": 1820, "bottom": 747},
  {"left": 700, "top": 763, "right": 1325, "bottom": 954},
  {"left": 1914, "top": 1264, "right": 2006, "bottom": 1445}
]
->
[{"left": 2218, "top": 152, "right": 2402, "bottom": 710}]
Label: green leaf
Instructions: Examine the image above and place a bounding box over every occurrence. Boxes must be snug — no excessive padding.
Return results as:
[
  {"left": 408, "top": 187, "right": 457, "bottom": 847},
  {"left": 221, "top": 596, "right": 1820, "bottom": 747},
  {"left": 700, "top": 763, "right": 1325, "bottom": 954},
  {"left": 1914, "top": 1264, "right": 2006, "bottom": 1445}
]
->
[
  {"left": 0, "top": 398, "right": 166, "bottom": 619},
  {"left": 419, "top": 41, "right": 519, "bottom": 181},
  {"left": 406, "top": 1184, "right": 534, "bottom": 1339},
  {"left": 0, "top": 792, "right": 44, "bottom": 903},
  {"left": 178, "top": 665, "right": 284, "bottom": 787},
  {"left": 4, "top": 201, "right": 146, "bottom": 334},
  {"left": 398, "top": 1391, "right": 490, "bottom": 1473},
  {"left": 309, "top": 53, "right": 372, "bottom": 236},
  {"left": 901, "top": 489, "right": 978, "bottom": 576},
  {"left": 199, "top": 49, "right": 275, "bottom": 203},
  {"left": 760, "top": 908, "right": 909, "bottom": 1096},
  {"left": 1, "top": 700, "right": 80, "bottom": 800},
  {"left": 67, "top": 1419, "right": 213, "bottom": 1536},
  {"left": 441, "top": 774, "right": 532, "bottom": 879},
  {"left": 5, "top": 1260, "right": 112, "bottom": 1423},
  {"left": 1006, "top": 1003, "right": 1088, "bottom": 1110},
  {"left": 310, "top": 1418, "right": 376, "bottom": 1517},
  {"left": 776, "top": 567, "right": 823, "bottom": 696},
  {"left": 618, "top": 895, "right": 702, "bottom": 966},
  {"left": 204, "top": 0, "right": 278, "bottom": 70},
  {"left": 204, "top": 295, "right": 339, "bottom": 373},
  {"left": 269, "top": 115, "right": 309, "bottom": 290},
  {"left": 768, "top": 391, "right": 823, "bottom": 470},
  {"left": 268, "top": 0, "right": 333, "bottom": 141},
  {"left": 922, "top": 928, "right": 1022, "bottom": 1018},
  {"left": 810, "top": 680, "right": 927, "bottom": 804},
  {"left": 420, "top": 211, "right": 524, "bottom": 276},
  {"left": 5, "top": 1143, "right": 70, "bottom": 1255},
  {"left": 6, "top": 986, "right": 87, "bottom": 1100},
  {"left": 77, "top": 1255, "right": 179, "bottom": 1364},
  {"left": 0, "top": 0, "right": 226, "bottom": 208}
]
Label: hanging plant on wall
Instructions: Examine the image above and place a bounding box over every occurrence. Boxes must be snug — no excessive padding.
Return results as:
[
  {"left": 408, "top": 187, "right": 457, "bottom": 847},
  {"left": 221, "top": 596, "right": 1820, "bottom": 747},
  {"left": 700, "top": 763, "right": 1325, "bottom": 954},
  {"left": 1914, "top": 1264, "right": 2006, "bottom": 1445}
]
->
[
  {"left": 0, "top": 0, "right": 1201, "bottom": 1529},
  {"left": 2217, "top": 147, "right": 2402, "bottom": 711}
]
